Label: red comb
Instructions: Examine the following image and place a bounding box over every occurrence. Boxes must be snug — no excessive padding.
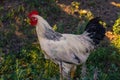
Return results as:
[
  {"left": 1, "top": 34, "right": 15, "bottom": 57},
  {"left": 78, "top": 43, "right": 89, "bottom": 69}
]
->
[{"left": 28, "top": 10, "right": 39, "bottom": 18}]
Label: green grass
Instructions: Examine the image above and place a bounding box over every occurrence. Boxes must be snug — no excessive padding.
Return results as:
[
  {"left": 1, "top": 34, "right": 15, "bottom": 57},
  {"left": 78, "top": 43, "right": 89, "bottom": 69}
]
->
[{"left": 0, "top": 0, "right": 120, "bottom": 80}]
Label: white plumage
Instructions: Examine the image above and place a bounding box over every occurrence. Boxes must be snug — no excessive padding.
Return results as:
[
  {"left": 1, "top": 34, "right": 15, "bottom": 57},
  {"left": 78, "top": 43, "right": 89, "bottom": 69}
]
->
[{"left": 28, "top": 11, "right": 105, "bottom": 80}]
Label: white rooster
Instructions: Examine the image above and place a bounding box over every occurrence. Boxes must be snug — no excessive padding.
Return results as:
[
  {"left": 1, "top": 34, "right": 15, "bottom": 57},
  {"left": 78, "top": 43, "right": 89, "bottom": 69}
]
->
[{"left": 28, "top": 10, "right": 105, "bottom": 80}]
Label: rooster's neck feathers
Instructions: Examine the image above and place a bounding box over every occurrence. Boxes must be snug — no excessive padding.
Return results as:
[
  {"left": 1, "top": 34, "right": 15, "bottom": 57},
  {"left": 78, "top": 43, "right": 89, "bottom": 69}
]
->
[
  {"left": 44, "top": 27, "right": 63, "bottom": 41},
  {"left": 35, "top": 15, "right": 62, "bottom": 41}
]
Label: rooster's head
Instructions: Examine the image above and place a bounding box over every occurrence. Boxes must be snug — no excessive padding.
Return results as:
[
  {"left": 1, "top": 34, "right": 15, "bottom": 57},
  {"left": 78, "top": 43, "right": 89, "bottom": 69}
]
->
[{"left": 28, "top": 10, "right": 39, "bottom": 26}]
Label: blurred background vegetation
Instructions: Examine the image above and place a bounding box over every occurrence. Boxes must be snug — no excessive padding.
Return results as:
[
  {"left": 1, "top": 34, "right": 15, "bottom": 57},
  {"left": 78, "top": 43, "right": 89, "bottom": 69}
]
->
[{"left": 0, "top": 0, "right": 120, "bottom": 80}]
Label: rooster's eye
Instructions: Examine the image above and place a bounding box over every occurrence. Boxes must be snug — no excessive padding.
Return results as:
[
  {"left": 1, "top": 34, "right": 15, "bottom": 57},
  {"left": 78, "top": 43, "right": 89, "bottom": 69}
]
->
[{"left": 31, "top": 17, "right": 37, "bottom": 21}]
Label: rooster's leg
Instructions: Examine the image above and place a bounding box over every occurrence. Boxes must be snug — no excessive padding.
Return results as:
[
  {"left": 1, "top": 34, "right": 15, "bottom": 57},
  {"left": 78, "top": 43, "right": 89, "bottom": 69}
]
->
[
  {"left": 70, "top": 65, "right": 76, "bottom": 79},
  {"left": 81, "top": 63, "right": 86, "bottom": 79},
  {"left": 93, "top": 67, "right": 98, "bottom": 80},
  {"left": 59, "top": 61, "right": 63, "bottom": 80}
]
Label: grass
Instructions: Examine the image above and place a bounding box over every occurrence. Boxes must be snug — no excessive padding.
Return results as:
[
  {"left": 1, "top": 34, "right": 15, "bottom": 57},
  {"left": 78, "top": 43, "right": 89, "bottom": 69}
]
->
[{"left": 0, "top": 0, "right": 120, "bottom": 80}]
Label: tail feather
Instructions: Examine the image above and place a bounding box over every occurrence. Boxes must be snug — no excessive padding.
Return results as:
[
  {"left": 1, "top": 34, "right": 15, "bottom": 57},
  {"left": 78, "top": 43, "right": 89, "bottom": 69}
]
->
[{"left": 85, "top": 17, "right": 106, "bottom": 44}]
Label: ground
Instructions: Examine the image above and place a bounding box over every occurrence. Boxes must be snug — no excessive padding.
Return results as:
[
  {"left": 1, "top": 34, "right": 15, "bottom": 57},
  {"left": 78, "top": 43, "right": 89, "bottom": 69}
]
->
[
  {"left": 0, "top": 0, "right": 120, "bottom": 80},
  {"left": 58, "top": 0, "right": 120, "bottom": 25}
]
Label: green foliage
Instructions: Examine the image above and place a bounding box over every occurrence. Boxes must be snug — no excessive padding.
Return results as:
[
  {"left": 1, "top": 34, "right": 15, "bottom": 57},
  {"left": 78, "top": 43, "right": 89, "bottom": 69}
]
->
[
  {"left": 112, "top": 35, "right": 120, "bottom": 52},
  {"left": 113, "top": 18, "right": 120, "bottom": 35},
  {"left": 85, "top": 46, "right": 120, "bottom": 80},
  {"left": 112, "top": 17, "right": 120, "bottom": 51},
  {"left": 0, "top": 45, "right": 59, "bottom": 80}
]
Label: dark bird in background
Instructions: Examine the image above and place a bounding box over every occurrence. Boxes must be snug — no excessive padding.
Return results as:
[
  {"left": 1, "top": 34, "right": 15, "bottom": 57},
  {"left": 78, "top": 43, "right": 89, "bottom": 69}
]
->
[{"left": 28, "top": 10, "right": 105, "bottom": 80}]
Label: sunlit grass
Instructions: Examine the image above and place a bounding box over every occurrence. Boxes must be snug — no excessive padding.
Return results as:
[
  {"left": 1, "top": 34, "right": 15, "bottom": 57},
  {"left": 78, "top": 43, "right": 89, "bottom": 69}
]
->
[{"left": 111, "top": 2, "right": 120, "bottom": 8}]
